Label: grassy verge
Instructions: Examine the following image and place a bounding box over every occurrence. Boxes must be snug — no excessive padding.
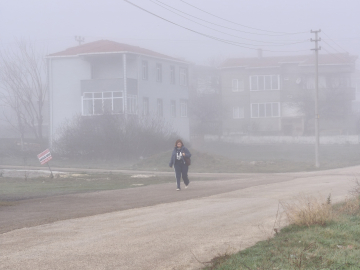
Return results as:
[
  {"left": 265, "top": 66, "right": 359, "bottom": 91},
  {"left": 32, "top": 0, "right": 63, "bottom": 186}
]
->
[
  {"left": 0, "top": 173, "right": 172, "bottom": 202},
  {"left": 2, "top": 140, "right": 360, "bottom": 173},
  {"left": 198, "top": 142, "right": 360, "bottom": 172},
  {"left": 132, "top": 149, "right": 315, "bottom": 173},
  {"left": 0, "top": 172, "right": 218, "bottom": 202},
  {"left": 133, "top": 142, "right": 360, "bottom": 173},
  {"left": 204, "top": 192, "right": 360, "bottom": 270}
]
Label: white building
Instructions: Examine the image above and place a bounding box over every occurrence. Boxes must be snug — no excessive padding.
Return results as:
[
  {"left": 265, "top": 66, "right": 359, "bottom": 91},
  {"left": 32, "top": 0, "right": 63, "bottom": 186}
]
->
[{"left": 47, "top": 40, "right": 190, "bottom": 144}]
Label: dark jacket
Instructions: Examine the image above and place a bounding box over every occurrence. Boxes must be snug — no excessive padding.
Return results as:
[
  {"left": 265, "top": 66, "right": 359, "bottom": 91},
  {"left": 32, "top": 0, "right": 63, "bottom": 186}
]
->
[{"left": 169, "top": 146, "right": 191, "bottom": 167}]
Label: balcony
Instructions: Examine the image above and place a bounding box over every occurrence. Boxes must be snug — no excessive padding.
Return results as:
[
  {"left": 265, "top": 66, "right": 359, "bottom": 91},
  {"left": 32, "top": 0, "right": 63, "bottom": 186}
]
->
[{"left": 81, "top": 78, "right": 138, "bottom": 95}]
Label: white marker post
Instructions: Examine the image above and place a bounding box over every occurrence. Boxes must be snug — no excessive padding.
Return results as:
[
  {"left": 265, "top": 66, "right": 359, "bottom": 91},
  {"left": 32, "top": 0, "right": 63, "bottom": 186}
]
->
[{"left": 37, "top": 149, "right": 54, "bottom": 178}]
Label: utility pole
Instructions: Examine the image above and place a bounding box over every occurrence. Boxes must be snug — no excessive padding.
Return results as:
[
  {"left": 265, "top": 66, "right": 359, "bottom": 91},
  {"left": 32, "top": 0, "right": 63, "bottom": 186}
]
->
[
  {"left": 75, "top": 36, "right": 85, "bottom": 46},
  {"left": 123, "top": 53, "right": 128, "bottom": 119},
  {"left": 311, "top": 29, "right": 321, "bottom": 168}
]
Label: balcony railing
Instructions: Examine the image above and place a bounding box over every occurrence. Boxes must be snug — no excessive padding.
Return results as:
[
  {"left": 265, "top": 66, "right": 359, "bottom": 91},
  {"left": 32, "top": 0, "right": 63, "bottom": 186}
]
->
[{"left": 81, "top": 78, "right": 138, "bottom": 94}]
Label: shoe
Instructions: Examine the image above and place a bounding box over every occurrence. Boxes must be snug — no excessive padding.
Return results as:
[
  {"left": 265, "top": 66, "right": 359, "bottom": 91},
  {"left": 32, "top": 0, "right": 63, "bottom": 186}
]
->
[
  {"left": 185, "top": 183, "right": 189, "bottom": 189},
  {"left": 176, "top": 188, "right": 181, "bottom": 191}
]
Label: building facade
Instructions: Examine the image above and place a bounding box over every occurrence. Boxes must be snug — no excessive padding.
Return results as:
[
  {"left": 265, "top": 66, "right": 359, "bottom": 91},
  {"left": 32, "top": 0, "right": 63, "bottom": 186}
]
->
[
  {"left": 47, "top": 40, "right": 190, "bottom": 144},
  {"left": 188, "top": 65, "right": 221, "bottom": 138},
  {"left": 220, "top": 53, "right": 357, "bottom": 136}
]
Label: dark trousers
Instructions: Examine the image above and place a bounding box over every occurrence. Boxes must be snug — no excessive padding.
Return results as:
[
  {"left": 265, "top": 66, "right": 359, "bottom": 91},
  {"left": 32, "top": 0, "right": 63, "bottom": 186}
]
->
[{"left": 174, "top": 161, "right": 189, "bottom": 189}]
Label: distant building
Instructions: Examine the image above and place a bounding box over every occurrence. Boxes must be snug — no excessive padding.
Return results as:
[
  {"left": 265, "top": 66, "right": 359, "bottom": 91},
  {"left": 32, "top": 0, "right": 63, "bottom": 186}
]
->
[
  {"left": 188, "top": 65, "right": 221, "bottom": 138},
  {"left": 351, "top": 70, "right": 360, "bottom": 114},
  {"left": 190, "top": 65, "right": 220, "bottom": 95},
  {"left": 47, "top": 40, "right": 190, "bottom": 144},
  {"left": 220, "top": 53, "right": 358, "bottom": 136}
]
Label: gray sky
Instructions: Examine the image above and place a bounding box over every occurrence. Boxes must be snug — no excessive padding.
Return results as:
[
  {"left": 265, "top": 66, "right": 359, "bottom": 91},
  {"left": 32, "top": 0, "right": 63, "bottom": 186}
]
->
[{"left": 0, "top": 0, "right": 359, "bottom": 64}]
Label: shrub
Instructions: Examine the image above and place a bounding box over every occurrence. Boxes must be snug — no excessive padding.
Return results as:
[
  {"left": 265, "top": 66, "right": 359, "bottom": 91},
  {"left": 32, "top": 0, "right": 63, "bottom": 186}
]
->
[
  {"left": 337, "top": 179, "right": 360, "bottom": 215},
  {"left": 281, "top": 193, "right": 333, "bottom": 227},
  {"left": 53, "top": 114, "right": 178, "bottom": 160},
  {"left": 338, "top": 195, "right": 360, "bottom": 215},
  {"left": 350, "top": 179, "right": 360, "bottom": 197}
]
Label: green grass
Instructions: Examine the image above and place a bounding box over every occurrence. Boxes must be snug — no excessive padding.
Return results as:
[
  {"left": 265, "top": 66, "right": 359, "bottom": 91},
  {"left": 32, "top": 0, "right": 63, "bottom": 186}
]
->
[
  {"left": 0, "top": 173, "right": 175, "bottom": 201},
  {"left": 0, "top": 172, "right": 218, "bottom": 202},
  {"left": 133, "top": 142, "right": 360, "bottom": 173},
  {"left": 2, "top": 139, "right": 360, "bottom": 173},
  {"left": 201, "top": 142, "right": 360, "bottom": 170},
  {"left": 132, "top": 149, "right": 312, "bottom": 173},
  {"left": 204, "top": 203, "right": 360, "bottom": 270}
]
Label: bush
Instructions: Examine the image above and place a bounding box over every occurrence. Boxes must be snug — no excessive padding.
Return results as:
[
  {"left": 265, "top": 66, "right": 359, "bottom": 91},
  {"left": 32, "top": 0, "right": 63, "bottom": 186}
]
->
[
  {"left": 53, "top": 114, "right": 179, "bottom": 160},
  {"left": 281, "top": 193, "right": 333, "bottom": 227},
  {"left": 339, "top": 179, "right": 360, "bottom": 215},
  {"left": 339, "top": 195, "right": 360, "bottom": 215}
]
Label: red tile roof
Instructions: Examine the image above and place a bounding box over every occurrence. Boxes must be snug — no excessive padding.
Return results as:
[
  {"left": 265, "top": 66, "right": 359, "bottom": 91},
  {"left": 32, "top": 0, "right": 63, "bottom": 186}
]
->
[
  {"left": 221, "top": 53, "right": 357, "bottom": 68},
  {"left": 48, "top": 40, "right": 181, "bottom": 61}
]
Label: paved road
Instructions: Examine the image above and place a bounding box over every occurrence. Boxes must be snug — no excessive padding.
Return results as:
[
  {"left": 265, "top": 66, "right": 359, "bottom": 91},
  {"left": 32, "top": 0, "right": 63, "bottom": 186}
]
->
[{"left": 0, "top": 166, "right": 358, "bottom": 270}]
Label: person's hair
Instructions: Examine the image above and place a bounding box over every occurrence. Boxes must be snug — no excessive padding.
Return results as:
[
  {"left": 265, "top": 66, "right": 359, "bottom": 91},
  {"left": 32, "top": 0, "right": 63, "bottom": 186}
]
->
[{"left": 175, "top": 139, "right": 184, "bottom": 147}]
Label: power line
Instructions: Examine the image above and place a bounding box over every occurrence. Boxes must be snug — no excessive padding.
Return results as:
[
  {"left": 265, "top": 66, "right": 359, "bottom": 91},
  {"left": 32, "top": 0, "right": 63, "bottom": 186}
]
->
[
  {"left": 322, "top": 31, "right": 348, "bottom": 53},
  {"left": 123, "top": 0, "right": 309, "bottom": 53},
  {"left": 153, "top": 0, "right": 307, "bottom": 42},
  {"left": 322, "top": 40, "right": 343, "bottom": 54},
  {"left": 321, "top": 33, "right": 356, "bottom": 63},
  {"left": 321, "top": 47, "right": 353, "bottom": 63},
  {"left": 179, "top": 0, "right": 308, "bottom": 35},
  {"left": 149, "top": 0, "right": 308, "bottom": 47},
  {"left": 325, "top": 37, "right": 360, "bottom": 41}
]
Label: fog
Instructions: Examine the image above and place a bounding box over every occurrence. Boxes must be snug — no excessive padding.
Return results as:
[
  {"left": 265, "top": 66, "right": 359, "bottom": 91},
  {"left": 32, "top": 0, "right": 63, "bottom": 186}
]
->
[
  {"left": 0, "top": 0, "right": 360, "bottom": 165},
  {"left": 2, "top": 1, "right": 360, "bottom": 268},
  {"left": 0, "top": 0, "right": 360, "bottom": 64}
]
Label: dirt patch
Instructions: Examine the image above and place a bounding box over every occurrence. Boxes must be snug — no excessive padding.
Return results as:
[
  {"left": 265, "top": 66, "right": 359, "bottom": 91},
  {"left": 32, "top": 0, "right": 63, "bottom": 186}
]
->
[{"left": 0, "top": 173, "right": 292, "bottom": 234}]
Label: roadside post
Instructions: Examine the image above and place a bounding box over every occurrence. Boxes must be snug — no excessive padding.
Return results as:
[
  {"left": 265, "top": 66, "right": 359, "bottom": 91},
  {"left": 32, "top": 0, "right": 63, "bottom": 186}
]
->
[{"left": 37, "top": 149, "right": 54, "bottom": 178}]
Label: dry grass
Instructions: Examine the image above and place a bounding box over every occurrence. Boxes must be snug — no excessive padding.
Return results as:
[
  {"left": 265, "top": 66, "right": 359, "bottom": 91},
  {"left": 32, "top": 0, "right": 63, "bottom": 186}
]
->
[
  {"left": 350, "top": 179, "right": 360, "bottom": 196},
  {"left": 280, "top": 193, "right": 333, "bottom": 227},
  {"left": 0, "top": 201, "right": 18, "bottom": 207},
  {"left": 205, "top": 182, "right": 360, "bottom": 270},
  {"left": 338, "top": 195, "right": 360, "bottom": 215},
  {"left": 338, "top": 179, "right": 360, "bottom": 215}
]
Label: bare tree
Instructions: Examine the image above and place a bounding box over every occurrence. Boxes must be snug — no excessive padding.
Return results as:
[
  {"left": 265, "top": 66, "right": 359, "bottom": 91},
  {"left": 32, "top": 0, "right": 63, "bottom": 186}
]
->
[
  {"left": 189, "top": 92, "right": 222, "bottom": 135},
  {"left": 296, "top": 85, "right": 353, "bottom": 134},
  {"left": 0, "top": 39, "right": 48, "bottom": 142},
  {"left": 189, "top": 64, "right": 221, "bottom": 136}
]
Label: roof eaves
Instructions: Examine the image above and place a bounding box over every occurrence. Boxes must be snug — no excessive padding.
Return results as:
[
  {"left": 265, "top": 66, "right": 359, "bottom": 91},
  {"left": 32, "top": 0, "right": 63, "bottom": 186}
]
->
[{"left": 47, "top": 50, "right": 189, "bottom": 64}]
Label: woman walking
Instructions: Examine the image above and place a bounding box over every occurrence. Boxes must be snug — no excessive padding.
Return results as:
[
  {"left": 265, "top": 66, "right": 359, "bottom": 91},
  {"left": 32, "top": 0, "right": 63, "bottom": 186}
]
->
[{"left": 169, "top": 139, "right": 191, "bottom": 191}]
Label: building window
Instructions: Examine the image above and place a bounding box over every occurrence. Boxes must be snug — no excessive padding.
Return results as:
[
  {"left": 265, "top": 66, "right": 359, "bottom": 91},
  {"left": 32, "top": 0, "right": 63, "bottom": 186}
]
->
[
  {"left": 232, "top": 79, "right": 238, "bottom": 92},
  {"left": 233, "top": 106, "right": 244, "bottom": 119},
  {"left": 127, "top": 95, "right": 137, "bottom": 114},
  {"left": 156, "top": 63, "right": 162, "bottom": 82},
  {"left": 170, "top": 66, "right": 175, "bottom": 84},
  {"left": 82, "top": 91, "right": 123, "bottom": 116},
  {"left": 180, "top": 100, "right": 188, "bottom": 117},
  {"left": 180, "top": 67, "right": 188, "bottom": 86},
  {"left": 157, "top": 99, "right": 163, "bottom": 117},
  {"left": 232, "top": 79, "right": 246, "bottom": 92},
  {"left": 250, "top": 75, "right": 279, "bottom": 91},
  {"left": 251, "top": 102, "right": 280, "bottom": 118},
  {"left": 171, "top": 100, "right": 176, "bottom": 117},
  {"left": 142, "top": 61, "right": 148, "bottom": 80},
  {"left": 143, "top": 97, "right": 149, "bottom": 115}
]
